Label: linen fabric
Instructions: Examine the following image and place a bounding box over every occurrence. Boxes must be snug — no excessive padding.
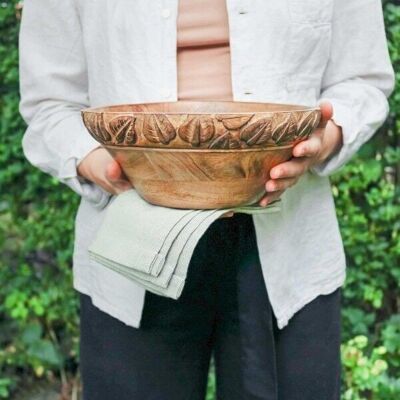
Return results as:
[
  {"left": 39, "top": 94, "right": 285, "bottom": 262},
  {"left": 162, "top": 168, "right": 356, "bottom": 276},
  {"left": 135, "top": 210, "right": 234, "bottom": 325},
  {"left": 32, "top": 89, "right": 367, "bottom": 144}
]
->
[
  {"left": 19, "top": 0, "right": 394, "bottom": 329},
  {"left": 88, "top": 190, "right": 281, "bottom": 299},
  {"left": 80, "top": 214, "right": 342, "bottom": 400}
]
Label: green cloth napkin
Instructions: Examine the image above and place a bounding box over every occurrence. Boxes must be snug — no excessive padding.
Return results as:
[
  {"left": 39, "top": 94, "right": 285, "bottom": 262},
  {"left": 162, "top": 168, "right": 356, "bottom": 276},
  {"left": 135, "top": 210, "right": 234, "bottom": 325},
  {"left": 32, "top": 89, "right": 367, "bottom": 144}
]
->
[{"left": 88, "top": 189, "right": 280, "bottom": 299}]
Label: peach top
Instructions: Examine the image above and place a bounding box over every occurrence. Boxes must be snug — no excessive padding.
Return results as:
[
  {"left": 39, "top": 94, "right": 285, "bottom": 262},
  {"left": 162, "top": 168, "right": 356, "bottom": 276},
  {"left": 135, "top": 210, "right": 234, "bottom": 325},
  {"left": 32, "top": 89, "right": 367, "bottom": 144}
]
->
[{"left": 177, "top": 0, "right": 233, "bottom": 101}]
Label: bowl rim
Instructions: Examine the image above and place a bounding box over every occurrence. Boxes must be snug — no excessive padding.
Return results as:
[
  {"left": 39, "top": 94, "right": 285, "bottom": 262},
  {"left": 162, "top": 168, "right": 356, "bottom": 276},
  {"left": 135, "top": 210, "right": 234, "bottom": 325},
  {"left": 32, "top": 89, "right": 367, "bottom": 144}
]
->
[
  {"left": 105, "top": 144, "right": 294, "bottom": 153},
  {"left": 82, "top": 100, "right": 320, "bottom": 115}
]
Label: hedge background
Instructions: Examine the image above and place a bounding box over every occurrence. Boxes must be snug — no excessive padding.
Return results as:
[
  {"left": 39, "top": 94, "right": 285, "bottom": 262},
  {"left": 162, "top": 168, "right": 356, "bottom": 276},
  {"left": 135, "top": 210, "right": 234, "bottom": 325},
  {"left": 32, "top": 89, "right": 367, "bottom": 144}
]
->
[{"left": 0, "top": 1, "right": 399, "bottom": 399}]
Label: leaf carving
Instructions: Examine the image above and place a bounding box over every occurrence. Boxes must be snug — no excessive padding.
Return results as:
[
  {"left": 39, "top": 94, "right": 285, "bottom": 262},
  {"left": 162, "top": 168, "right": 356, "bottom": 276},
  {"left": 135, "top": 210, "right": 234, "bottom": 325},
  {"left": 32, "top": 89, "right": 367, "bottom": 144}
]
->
[
  {"left": 295, "top": 111, "right": 320, "bottom": 140},
  {"left": 109, "top": 116, "right": 137, "bottom": 145},
  {"left": 216, "top": 114, "right": 254, "bottom": 130},
  {"left": 239, "top": 118, "right": 272, "bottom": 146},
  {"left": 178, "top": 116, "right": 215, "bottom": 147},
  {"left": 271, "top": 113, "right": 297, "bottom": 145},
  {"left": 209, "top": 131, "right": 241, "bottom": 149},
  {"left": 143, "top": 114, "right": 176, "bottom": 145},
  {"left": 82, "top": 113, "right": 96, "bottom": 136},
  {"left": 83, "top": 113, "right": 111, "bottom": 143},
  {"left": 95, "top": 113, "right": 111, "bottom": 142}
]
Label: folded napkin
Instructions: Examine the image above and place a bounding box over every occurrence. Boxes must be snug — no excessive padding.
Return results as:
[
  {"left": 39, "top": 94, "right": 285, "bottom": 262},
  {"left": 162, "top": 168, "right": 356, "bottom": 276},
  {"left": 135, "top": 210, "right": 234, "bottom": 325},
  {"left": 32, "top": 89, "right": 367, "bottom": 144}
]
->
[{"left": 88, "top": 189, "right": 280, "bottom": 299}]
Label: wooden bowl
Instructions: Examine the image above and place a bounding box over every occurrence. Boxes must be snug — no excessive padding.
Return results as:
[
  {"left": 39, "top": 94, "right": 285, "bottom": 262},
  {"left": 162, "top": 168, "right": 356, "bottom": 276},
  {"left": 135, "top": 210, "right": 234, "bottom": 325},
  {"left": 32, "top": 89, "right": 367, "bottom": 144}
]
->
[
  {"left": 82, "top": 101, "right": 321, "bottom": 149},
  {"left": 106, "top": 145, "right": 293, "bottom": 209}
]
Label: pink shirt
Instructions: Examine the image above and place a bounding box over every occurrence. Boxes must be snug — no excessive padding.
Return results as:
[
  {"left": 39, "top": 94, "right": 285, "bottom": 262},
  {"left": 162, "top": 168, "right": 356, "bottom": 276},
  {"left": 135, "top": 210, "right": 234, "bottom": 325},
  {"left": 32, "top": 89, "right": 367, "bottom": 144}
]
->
[{"left": 177, "top": 0, "right": 233, "bottom": 101}]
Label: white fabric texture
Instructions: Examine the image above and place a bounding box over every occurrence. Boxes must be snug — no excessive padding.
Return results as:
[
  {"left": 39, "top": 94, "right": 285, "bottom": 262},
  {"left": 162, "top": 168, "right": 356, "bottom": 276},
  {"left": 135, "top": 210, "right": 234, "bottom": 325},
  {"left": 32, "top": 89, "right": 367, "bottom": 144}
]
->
[{"left": 19, "top": 0, "right": 394, "bottom": 329}]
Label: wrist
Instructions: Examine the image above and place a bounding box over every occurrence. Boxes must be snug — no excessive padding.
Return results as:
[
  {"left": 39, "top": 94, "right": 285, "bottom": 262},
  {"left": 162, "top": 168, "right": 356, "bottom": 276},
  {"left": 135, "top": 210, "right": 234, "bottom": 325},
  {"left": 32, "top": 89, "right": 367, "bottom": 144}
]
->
[
  {"left": 77, "top": 145, "right": 103, "bottom": 179},
  {"left": 77, "top": 159, "right": 90, "bottom": 179}
]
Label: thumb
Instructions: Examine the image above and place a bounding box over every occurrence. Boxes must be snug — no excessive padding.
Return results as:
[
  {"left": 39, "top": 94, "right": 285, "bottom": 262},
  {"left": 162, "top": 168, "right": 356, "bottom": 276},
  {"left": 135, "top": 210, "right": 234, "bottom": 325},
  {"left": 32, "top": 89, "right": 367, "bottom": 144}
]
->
[{"left": 105, "top": 159, "right": 124, "bottom": 182}]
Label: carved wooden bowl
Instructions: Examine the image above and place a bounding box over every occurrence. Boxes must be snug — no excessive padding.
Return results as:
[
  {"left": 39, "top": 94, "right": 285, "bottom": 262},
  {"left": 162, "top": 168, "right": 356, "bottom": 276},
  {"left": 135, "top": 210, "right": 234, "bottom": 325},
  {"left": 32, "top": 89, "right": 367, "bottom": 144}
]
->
[
  {"left": 81, "top": 101, "right": 321, "bottom": 209},
  {"left": 82, "top": 101, "right": 321, "bottom": 149}
]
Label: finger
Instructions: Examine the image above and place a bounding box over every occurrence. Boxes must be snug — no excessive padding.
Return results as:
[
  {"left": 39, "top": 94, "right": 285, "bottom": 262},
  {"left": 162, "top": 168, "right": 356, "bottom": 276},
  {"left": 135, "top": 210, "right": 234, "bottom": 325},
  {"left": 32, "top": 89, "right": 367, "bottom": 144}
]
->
[
  {"left": 220, "top": 211, "right": 235, "bottom": 219},
  {"left": 259, "top": 190, "right": 284, "bottom": 207},
  {"left": 105, "top": 160, "right": 132, "bottom": 190},
  {"left": 317, "top": 101, "right": 333, "bottom": 128},
  {"left": 292, "top": 133, "right": 322, "bottom": 158},
  {"left": 97, "top": 179, "right": 120, "bottom": 195},
  {"left": 113, "top": 180, "right": 133, "bottom": 191},
  {"left": 105, "top": 160, "right": 127, "bottom": 182},
  {"left": 113, "top": 185, "right": 132, "bottom": 195},
  {"left": 269, "top": 158, "right": 310, "bottom": 180},
  {"left": 97, "top": 176, "right": 131, "bottom": 195},
  {"left": 265, "top": 177, "right": 297, "bottom": 192},
  {"left": 104, "top": 182, "right": 131, "bottom": 196}
]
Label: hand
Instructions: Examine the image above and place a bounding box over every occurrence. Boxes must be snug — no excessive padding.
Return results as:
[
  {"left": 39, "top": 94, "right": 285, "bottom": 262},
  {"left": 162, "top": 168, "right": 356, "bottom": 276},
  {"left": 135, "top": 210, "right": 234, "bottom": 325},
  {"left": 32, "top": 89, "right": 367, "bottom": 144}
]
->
[
  {"left": 259, "top": 102, "right": 343, "bottom": 207},
  {"left": 77, "top": 147, "right": 132, "bottom": 195},
  {"left": 220, "top": 211, "right": 235, "bottom": 219}
]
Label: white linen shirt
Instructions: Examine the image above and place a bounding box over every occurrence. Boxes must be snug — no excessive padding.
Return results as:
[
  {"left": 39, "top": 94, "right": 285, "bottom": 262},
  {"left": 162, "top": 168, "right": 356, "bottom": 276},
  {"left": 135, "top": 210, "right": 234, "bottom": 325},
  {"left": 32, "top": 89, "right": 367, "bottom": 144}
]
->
[{"left": 19, "top": 0, "right": 394, "bottom": 329}]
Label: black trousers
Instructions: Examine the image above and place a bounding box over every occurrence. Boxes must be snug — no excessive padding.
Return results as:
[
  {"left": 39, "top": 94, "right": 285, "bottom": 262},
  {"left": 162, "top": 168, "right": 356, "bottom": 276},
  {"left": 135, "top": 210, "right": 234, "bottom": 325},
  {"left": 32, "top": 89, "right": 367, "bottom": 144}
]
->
[{"left": 79, "top": 213, "right": 341, "bottom": 400}]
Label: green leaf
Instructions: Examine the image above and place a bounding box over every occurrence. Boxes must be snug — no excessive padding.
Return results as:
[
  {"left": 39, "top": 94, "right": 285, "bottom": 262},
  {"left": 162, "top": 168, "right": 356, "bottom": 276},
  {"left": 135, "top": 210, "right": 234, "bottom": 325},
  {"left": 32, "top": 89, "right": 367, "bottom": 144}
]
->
[
  {"left": 21, "top": 322, "right": 42, "bottom": 345},
  {"left": 28, "top": 339, "right": 62, "bottom": 366}
]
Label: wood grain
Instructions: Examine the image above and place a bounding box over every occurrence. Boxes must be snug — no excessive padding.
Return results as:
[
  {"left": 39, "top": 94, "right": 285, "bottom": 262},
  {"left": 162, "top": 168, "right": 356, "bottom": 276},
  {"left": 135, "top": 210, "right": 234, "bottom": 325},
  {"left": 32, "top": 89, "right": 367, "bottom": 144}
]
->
[{"left": 106, "top": 145, "right": 293, "bottom": 209}]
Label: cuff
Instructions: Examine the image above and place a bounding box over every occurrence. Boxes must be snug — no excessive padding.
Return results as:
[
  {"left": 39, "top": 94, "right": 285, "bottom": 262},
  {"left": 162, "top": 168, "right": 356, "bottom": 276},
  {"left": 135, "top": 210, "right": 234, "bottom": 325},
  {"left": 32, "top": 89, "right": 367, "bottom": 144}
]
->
[
  {"left": 67, "top": 175, "right": 112, "bottom": 209},
  {"left": 60, "top": 127, "right": 111, "bottom": 209},
  {"left": 21, "top": 109, "right": 112, "bottom": 209}
]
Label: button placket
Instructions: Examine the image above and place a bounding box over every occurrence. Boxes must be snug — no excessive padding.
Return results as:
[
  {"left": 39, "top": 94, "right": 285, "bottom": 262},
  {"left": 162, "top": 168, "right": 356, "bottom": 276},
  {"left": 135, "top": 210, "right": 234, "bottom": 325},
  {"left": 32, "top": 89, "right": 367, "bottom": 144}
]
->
[
  {"left": 235, "top": 0, "right": 250, "bottom": 15},
  {"left": 160, "top": 0, "right": 177, "bottom": 101},
  {"left": 226, "top": 0, "right": 255, "bottom": 100}
]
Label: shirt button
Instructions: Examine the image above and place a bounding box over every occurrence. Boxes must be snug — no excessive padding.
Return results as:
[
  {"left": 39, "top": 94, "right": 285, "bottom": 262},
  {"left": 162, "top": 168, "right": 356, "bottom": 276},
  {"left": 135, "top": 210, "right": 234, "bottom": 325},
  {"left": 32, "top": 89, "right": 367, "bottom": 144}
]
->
[{"left": 161, "top": 8, "right": 171, "bottom": 19}]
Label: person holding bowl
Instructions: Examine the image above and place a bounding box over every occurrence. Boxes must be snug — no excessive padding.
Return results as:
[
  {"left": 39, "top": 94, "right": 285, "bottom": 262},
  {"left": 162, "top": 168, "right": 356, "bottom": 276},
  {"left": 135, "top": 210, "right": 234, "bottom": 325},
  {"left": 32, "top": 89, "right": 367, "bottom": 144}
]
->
[{"left": 19, "top": 0, "right": 394, "bottom": 399}]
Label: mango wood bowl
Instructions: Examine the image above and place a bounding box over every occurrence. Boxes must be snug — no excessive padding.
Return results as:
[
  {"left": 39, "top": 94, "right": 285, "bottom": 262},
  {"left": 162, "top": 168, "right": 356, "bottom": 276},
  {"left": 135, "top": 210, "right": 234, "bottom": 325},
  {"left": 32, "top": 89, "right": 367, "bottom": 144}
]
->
[
  {"left": 106, "top": 145, "right": 293, "bottom": 209},
  {"left": 82, "top": 101, "right": 321, "bottom": 208},
  {"left": 82, "top": 101, "right": 321, "bottom": 149}
]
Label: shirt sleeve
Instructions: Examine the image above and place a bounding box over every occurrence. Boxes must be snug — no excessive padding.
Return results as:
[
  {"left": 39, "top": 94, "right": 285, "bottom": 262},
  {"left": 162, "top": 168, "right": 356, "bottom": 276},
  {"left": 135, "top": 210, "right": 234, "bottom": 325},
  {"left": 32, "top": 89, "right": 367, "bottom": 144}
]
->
[
  {"left": 310, "top": 0, "right": 395, "bottom": 177},
  {"left": 19, "top": 0, "right": 111, "bottom": 208}
]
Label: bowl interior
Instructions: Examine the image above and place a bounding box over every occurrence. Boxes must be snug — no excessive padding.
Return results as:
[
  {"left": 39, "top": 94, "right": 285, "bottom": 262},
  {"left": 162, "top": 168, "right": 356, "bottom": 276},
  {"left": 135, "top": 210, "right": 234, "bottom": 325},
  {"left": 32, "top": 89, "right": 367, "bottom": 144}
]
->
[{"left": 83, "top": 100, "right": 318, "bottom": 115}]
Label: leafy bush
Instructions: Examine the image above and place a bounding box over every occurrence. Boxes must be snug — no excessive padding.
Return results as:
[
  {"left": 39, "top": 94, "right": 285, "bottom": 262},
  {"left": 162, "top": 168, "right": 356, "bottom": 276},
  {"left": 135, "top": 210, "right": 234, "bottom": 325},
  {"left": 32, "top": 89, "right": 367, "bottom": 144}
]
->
[
  {"left": 332, "top": 2, "right": 400, "bottom": 398},
  {"left": 0, "top": 1, "right": 399, "bottom": 398}
]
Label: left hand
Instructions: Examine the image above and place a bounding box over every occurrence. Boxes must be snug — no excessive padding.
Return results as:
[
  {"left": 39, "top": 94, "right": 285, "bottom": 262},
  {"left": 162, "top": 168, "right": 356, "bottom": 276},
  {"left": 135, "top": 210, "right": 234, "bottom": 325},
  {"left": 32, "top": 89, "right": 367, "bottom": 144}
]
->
[{"left": 259, "top": 102, "right": 343, "bottom": 207}]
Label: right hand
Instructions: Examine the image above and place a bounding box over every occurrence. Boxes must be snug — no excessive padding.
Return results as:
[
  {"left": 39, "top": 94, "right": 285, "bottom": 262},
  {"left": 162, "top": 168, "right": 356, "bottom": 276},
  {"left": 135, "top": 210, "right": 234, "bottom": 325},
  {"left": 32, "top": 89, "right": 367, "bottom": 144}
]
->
[{"left": 77, "top": 147, "right": 132, "bottom": 195}]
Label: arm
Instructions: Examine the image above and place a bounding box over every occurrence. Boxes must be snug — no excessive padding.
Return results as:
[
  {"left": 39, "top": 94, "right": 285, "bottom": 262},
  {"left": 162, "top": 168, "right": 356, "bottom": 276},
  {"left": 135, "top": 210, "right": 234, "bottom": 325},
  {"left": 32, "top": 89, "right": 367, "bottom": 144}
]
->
[
  {"left": 310, "top": 0, "right": 395, "bottom": 176},
  {"left": 19, "top": 0, "right": 127, "bottom": 206},
  {"left": 259, "top": 0, "right": 395, "bottom": 206}
]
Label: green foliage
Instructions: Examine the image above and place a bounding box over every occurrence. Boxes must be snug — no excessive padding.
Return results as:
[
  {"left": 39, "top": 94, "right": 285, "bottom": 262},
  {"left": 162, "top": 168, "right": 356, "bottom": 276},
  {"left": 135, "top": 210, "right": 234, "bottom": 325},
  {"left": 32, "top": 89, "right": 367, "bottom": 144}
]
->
[
  {"left": 341, "top": 336, "right": 400, "bottom": 400},
  {"left": 332, "top": 1, "right": 400, "bottom": 397},
  {"left": 0, "top": 0, "right": 399, "bottom": 399},
  {"left": 0, "top": 0, "right": 80, "bottom": 395},
  {"left": 0, "top": 379, "right": 12, "bottom": 399}
]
